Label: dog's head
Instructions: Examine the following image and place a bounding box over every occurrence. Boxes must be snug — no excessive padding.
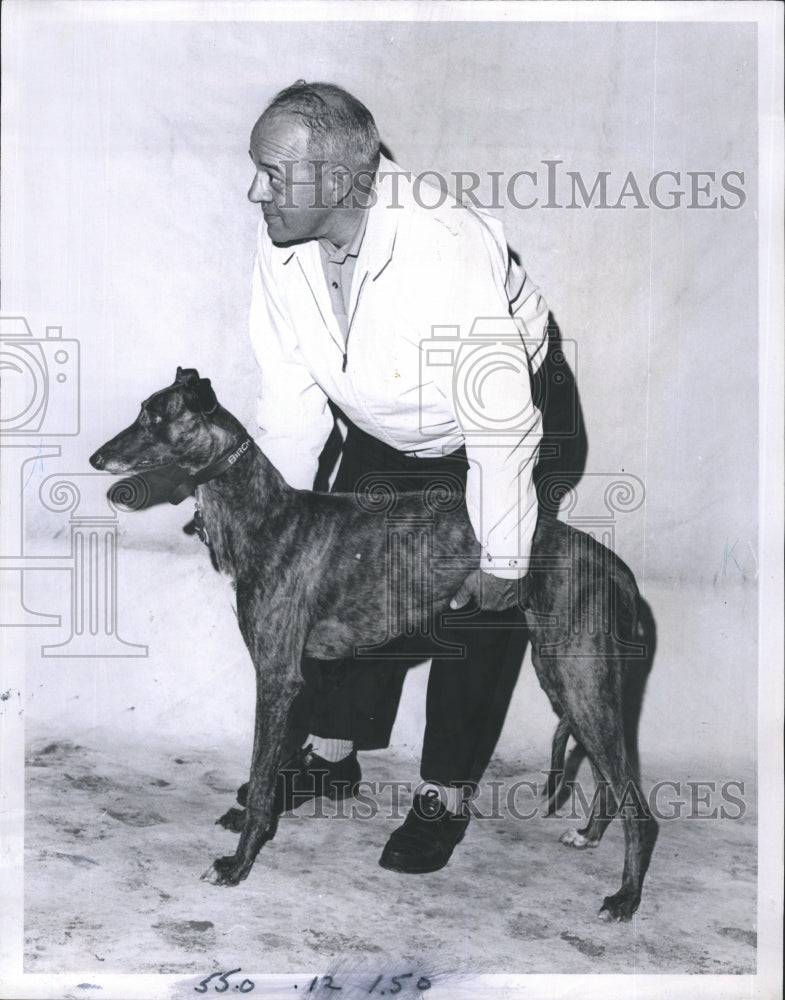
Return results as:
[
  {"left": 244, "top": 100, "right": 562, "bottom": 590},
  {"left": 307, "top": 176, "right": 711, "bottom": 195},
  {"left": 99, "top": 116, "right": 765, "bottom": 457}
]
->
[{"left": 89, "top": 367, "right": 224, "bottom": 474}]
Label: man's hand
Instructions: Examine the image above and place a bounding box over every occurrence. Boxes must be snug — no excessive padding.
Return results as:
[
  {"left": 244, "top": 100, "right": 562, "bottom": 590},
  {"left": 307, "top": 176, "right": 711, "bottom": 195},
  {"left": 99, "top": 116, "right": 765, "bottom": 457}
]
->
[{"left": 449, "top": 569, "right": 529, "bottom": 612}]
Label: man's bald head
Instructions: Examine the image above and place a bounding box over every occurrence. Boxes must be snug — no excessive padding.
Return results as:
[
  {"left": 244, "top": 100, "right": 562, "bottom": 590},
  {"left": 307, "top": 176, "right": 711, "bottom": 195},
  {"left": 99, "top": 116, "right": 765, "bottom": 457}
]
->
[{"left": 255, "top": 80, "right": 381, "bottom": 177}]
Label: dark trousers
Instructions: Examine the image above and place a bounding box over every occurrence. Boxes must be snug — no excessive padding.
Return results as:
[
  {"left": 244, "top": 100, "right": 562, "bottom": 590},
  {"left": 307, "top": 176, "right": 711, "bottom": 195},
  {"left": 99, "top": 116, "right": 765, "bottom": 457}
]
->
[{"left": 298, "top": 423, "right": 529, "bottom": 788}]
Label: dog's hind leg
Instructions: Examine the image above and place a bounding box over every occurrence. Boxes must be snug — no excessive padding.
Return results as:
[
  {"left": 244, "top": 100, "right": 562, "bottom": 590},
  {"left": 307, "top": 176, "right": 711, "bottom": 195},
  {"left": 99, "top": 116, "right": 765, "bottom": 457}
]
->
[
  {"left": 543, "top": 716, "right": 570, "bottom": 814},
  {"left": 542, "top": 710, "right": 609, "bottom": 842},
  {"left": 538, "top": 647, "right": 657, "bottom": 921},
  {"left": 597, "top": 770, "right": 658, "bottom": 923},
  {"left": 564, "top": 692, "right": 657, "bottom": 922},
  {"left": 558, "top": 758, "right": 615, "bottom": 849}
]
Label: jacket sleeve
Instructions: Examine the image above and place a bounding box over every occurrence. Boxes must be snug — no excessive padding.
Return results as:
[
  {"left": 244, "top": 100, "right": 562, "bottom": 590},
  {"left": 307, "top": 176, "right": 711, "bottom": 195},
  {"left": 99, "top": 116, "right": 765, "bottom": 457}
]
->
[
  {"left": 507, "top": 254, "right": 550, "bottom": 376},
  {"left": 249, "top": 227, "right": 334, "bottom": 490},
  {"left": 424, "top": 211, "right": 547, "bottom": 580}
]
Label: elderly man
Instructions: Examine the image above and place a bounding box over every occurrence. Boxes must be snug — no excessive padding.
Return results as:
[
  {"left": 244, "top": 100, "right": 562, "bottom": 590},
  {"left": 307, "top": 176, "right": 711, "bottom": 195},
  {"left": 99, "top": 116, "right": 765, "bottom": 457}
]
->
[{"left": 247, "top": 81, "right": 548, "bottom": 873}]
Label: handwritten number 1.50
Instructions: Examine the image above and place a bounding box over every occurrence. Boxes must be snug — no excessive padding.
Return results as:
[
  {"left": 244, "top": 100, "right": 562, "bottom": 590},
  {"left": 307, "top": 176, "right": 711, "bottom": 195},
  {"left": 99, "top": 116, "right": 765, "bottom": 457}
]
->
[{"left": 368, "top": 973, "right": 431, "bottom": 993}]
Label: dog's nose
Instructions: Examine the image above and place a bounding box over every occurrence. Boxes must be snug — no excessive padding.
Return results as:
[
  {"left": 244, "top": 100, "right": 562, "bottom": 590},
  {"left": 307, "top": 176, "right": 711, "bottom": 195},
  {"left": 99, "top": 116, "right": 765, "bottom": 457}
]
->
[{"left": 89, "top": 451, "right": 105, "bottom": 470}]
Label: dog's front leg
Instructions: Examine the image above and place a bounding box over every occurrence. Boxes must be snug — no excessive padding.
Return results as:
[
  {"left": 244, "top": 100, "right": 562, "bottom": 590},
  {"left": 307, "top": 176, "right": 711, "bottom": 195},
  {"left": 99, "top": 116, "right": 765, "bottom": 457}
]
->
[{"left": 202, "top": 665, "right": 301, "bottom": 886}]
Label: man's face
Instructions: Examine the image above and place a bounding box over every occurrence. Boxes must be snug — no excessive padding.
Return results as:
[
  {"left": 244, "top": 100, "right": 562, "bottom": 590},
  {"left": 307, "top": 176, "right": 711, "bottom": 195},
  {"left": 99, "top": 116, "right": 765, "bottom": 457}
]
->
[{"left": 248, "top": 114, "right": 333, "bottom": 245}]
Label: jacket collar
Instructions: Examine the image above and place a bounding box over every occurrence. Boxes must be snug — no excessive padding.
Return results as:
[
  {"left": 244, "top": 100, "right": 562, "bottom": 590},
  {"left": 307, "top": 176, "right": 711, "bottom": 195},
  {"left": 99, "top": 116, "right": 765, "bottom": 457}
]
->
[
  {"left": 356, "top": 153, "right": 402, "bottom": 280},
  {"left": 274, "top": 156, "right": 409, "bottom": 347}
]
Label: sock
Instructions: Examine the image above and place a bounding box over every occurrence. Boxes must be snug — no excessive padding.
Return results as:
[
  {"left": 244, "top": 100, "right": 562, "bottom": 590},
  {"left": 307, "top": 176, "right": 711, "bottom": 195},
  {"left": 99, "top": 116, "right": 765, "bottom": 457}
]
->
[
  {"left": 418, "top": 782, "right": 464, "bottom": 815},
  {"left": 307, "top": 736, "right": 354, "bottom": 763}
]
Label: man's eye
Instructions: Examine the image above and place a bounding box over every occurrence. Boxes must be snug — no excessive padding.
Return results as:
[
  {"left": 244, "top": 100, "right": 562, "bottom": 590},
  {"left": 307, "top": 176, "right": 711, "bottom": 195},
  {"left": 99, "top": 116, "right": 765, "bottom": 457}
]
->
[{"left": 270, "top": 176, "right": 285, "bottom": 192}]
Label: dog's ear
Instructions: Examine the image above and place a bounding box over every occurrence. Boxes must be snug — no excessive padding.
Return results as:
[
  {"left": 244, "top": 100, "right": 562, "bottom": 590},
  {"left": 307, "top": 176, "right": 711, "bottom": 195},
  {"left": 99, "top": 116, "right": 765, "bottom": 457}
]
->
[
  {"left": 174, "top": 368, "right": 217, "bottom": 414},
  {"left": 195, "top": 378, "right": 218, "bottom": 414},
  {"left": 175, "top": 367, "right": 201, "bottom": 386}
]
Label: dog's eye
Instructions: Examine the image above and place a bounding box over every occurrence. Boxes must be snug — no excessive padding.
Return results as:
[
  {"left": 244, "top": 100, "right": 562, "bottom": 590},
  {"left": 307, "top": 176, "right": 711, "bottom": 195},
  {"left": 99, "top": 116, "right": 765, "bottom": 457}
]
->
[{"left": 139, "top": 405, "right": 162, "bottom": 427}]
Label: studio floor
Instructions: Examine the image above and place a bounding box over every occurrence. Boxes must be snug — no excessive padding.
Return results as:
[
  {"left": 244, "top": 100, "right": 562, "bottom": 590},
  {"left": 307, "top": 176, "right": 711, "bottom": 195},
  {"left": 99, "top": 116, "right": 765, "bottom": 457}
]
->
[
  {"left": 23, "top": 733, "right": 757, "bottom": 978},
  {"left": 9, "top": 536, "right": 763, "bottom": 991}
]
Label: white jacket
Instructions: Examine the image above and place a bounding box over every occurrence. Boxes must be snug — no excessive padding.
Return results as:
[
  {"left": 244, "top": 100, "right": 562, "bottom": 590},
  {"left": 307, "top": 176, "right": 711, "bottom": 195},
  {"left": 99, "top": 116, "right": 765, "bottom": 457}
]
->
[{"left": 249, "top": 156, "right": 548, "bottom": 578}]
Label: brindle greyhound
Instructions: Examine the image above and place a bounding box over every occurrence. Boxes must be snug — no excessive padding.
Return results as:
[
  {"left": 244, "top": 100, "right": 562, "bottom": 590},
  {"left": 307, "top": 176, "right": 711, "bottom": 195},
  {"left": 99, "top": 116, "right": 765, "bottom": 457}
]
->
[{"left": 90, "top": 367, "right": 658, "bottom": 921}]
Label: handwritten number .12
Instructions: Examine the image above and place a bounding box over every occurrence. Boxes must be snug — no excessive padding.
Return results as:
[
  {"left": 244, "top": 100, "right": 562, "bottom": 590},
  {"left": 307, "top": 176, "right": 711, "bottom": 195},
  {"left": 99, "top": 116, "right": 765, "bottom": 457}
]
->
[{"left": 308, "top": 975, "right": 341, "bottom": 992}]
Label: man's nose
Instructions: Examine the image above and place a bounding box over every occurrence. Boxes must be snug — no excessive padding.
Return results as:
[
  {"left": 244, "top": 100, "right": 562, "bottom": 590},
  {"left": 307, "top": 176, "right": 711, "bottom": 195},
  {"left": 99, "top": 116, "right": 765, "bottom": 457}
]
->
[{"left": 248, "top": 171, "right": 273, "bottom": 204}]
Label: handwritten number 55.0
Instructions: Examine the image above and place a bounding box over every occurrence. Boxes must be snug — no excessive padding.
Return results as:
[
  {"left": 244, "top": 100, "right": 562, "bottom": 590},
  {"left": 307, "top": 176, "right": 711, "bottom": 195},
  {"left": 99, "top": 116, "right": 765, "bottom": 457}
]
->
[{"left": 195, "top": 969, "right": 254, "bottom": 993}]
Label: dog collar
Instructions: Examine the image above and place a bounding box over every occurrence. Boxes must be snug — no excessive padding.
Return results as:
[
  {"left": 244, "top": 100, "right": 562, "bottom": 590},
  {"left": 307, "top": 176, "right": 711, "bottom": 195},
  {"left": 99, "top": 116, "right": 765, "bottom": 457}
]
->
[{"left": 168, "top": 435, "right": 255, "bottom": 505}]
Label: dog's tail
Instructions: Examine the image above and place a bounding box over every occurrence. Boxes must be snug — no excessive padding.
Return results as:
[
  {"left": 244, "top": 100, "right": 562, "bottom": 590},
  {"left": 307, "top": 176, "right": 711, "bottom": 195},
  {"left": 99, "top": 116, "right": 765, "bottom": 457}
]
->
[
  {"left": 543, "top": 715, "right": 571, "bottom": 815},
  {"left": 633, "top": 593, "right": 657, "bottom": 663},
  {"left": 623, "top": 594, "right": 657, "bottom": 782}
]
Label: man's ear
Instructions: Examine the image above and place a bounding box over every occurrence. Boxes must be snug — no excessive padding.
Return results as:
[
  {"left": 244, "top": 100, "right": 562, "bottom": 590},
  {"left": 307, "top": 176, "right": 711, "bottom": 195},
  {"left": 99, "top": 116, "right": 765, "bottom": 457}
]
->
[{"left": 328, "top": 163, "right": 354, "bottom": 205}]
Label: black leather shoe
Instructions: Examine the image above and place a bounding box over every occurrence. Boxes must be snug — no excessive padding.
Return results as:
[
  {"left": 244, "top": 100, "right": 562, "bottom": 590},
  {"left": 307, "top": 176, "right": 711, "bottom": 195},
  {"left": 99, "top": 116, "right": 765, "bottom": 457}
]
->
[
  {"left": 379, "top": 790, "right": 470, "bottom": 874},
  {"left": 273, "top": 745, "right": 361, "bottom": 815},
  {"left": 234, "top": 747, "right": 361, "bottom": 816}
]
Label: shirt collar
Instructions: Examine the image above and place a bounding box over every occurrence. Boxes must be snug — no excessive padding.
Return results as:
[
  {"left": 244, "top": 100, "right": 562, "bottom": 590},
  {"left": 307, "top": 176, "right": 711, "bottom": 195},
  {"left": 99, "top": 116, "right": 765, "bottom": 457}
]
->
[{"left": 318, "top": 209, "right": 369, "bottom": 264}]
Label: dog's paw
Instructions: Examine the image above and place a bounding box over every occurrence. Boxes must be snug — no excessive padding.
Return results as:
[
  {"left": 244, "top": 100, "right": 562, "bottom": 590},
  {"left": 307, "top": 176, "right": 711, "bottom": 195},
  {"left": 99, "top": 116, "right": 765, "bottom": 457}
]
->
[
  {"left": 559, "top": 828, "right": 600, "bottom": 849},
  {"left": 598, "top": 890, "right": 639, "bottom": 923},
  {"left": 201, "top": 855, "right": 246, "bottom": 887},
  {"left": 216, "top": 807, "right": 246, "bottom": 833}
]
